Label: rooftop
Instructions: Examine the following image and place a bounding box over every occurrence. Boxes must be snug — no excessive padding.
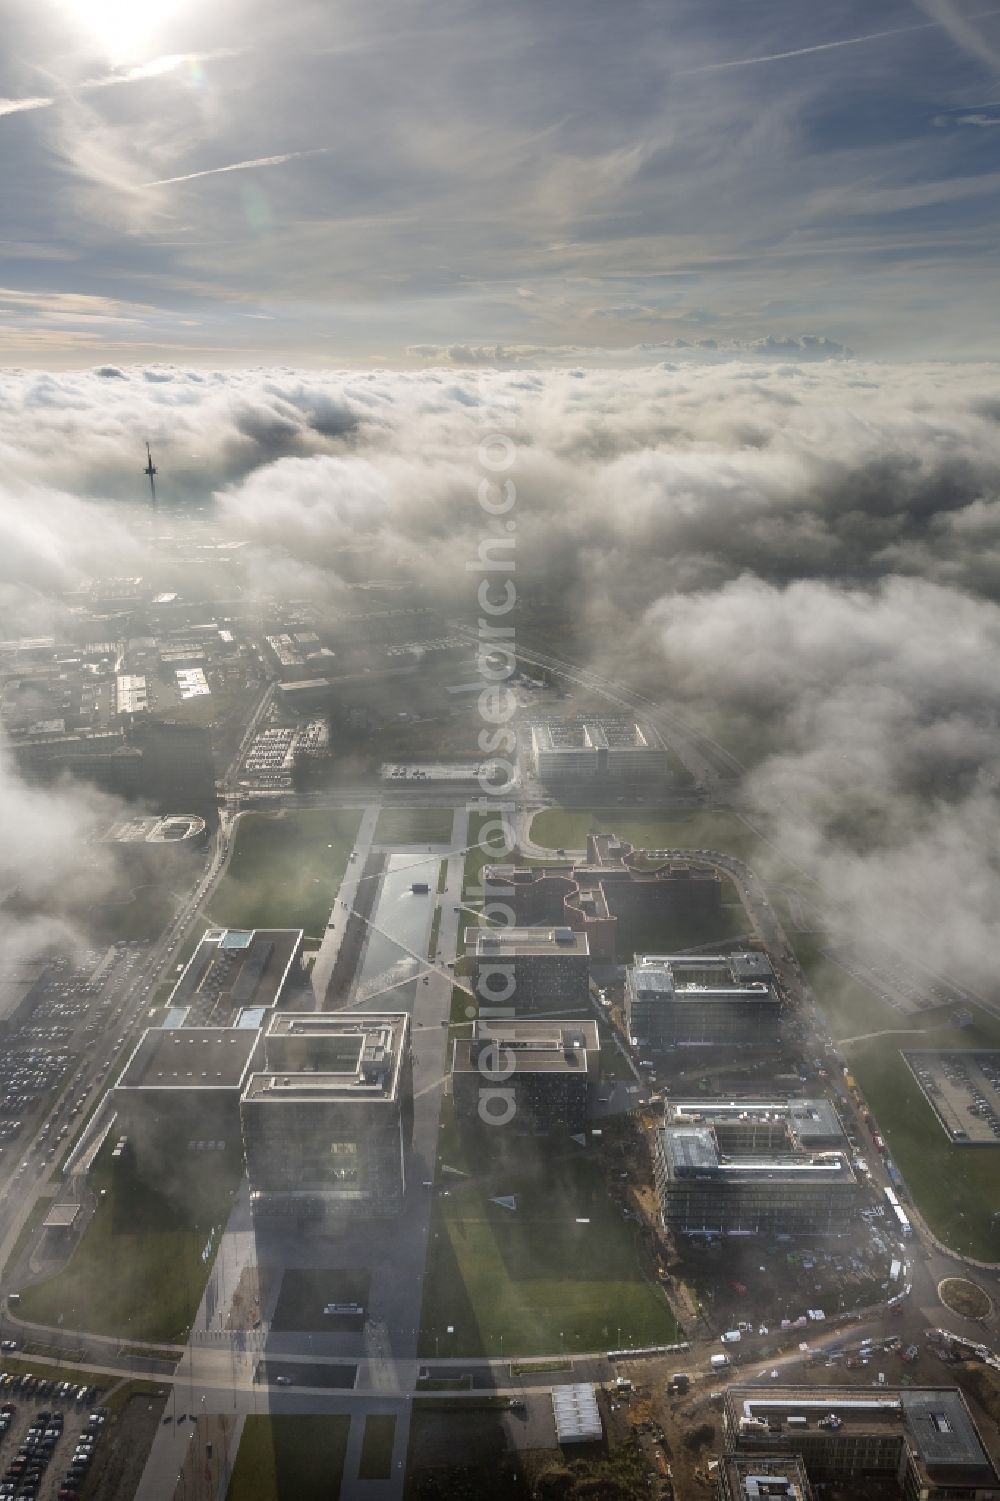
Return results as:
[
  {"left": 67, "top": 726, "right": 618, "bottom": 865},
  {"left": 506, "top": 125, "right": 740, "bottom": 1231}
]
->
[
  {"left": 668, "top": 1099, "right": 844, "bottom": 1146},
  {"left": 467, "top": 926, "right": 589, "bottom": 958},
  {"left": 630, "top": 953, "right": 777, "bottom": 1004},
  {"left": 116, "top": 1027, "right": 260, "bottom": 1091},
  {"left": 532, "top": 717, "right": 663, "bottom": 752},
  {"left": 167, "top": 928, "right": 302, "bottom": 1020},
  {"left": 245, "top": 1012, "right": 409, "bottom": 1104},
  {"left": 453, "top": 1020, "right": 600, "bottom": 1078},
  {"left": 659, "top": 1126, "right": 856, "bottom": 1185},
  {"left": 551, "top": 1384, "right": 602, "bottom": 1445},
  {"left": 380, "top": 760, "right": 504, "bottom": 782},
  {"left": 718, "top": 1455, "right": 814, "bottom": 1500},
  {"left": 729, "top": 1388, "right": 997, "bottom": 1477}
]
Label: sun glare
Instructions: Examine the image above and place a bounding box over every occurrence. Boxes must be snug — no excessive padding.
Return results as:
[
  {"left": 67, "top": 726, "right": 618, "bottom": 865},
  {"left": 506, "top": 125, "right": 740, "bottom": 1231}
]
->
[{"left": 61, "top": 0, "right": 189, "bottom": 65}]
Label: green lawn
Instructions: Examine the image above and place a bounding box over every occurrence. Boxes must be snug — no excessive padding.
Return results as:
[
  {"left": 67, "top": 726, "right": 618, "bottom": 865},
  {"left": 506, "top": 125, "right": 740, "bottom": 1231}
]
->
[
  {"left": 18, "top": 1146, "right": 242, "bottom": 1342},
  {"left": 226, "top": 1415, "right": 350, "bottom": 1501},
  {"left": 419, "top": 1104, "right": 679, "bottom": 1358},
  {"left": 207, "top": 809, "right": 362, "bottom": 940},
  {"left": 793, "top": 935, "right": 1000, "bottom": 1259},
  {"left": 530, "top": 806, "right": 761, "bottom": 863},
  {"left": 462, "top": 812, "right": 515, "bottom": 900},
  {"left": 359, "top": 1414, "right": 397, "bottom": 1480},
  {"left": 374, "top": 808, "right": 454, "bottom": 846}
]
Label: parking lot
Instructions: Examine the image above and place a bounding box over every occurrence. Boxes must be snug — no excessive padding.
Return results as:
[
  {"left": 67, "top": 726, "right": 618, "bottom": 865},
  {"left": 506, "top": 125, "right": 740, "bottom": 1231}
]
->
[
  {"left": 0, "top": 1373, "right": 106, "bottom": 1501},
  {"left": 1, "top": 944, "right": 151, "bottom": 1194},
  {"left": 823, "top": 945, "right": 971, "bottom": 1019},
  {"left": 902, "top": 1050, "right": 1000, "bottom": 1145}
]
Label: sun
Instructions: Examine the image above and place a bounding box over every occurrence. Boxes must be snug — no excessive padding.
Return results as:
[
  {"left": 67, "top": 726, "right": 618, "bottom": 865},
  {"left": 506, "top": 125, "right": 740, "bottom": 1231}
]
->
[{"left": 61, "top": 0, "right": 189, "bottom": 65}]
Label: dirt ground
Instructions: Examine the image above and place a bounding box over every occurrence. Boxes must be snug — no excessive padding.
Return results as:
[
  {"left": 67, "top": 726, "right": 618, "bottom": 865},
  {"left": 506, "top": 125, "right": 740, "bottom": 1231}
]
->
[
  {"left": 606, "top": 1335, "right": 1000, "bottom": 1499},
  {"left": 80, "top": 1389, "right": 168, "bottom": 1501},
  {"left": 226, "top": 1263, "right": 275, "bottom": 1331}
]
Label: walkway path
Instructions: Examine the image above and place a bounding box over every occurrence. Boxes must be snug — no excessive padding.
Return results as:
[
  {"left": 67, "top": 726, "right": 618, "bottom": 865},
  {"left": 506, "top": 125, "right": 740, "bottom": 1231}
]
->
[{"left": 309, "top": 803, "right": 381, "bottom": 1007}]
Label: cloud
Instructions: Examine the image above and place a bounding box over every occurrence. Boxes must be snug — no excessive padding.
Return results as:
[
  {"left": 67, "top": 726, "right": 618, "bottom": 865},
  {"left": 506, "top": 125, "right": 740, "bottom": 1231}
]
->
[
  {"left": 0, "top": 358, "right": 999, "bottom": 989},
  {"left": 644, "top": 572, "right": 1000, "bottom": 989}
]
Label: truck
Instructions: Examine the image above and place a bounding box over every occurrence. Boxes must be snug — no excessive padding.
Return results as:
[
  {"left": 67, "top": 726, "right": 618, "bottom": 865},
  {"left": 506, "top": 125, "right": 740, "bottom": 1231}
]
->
[{"left": 710, "top": 1353, "right": 730, "bottom": 1370}]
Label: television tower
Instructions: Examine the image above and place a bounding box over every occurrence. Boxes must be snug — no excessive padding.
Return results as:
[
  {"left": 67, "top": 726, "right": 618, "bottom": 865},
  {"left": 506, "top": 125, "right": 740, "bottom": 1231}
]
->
[{"left": 144, "top": 441, "right": 157, "bottom": 504}]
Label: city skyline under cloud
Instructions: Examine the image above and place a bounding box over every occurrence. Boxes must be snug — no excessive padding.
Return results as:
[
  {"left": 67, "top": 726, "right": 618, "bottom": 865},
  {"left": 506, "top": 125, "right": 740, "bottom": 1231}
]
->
[{"left": 1, "top": 0, "right": 999, "bottom": 366}]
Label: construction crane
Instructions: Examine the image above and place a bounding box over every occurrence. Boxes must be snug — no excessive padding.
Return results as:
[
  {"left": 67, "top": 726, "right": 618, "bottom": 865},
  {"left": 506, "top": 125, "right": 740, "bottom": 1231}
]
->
[{"left": 144, "top": 442, "right": 157, "bottom": 504}]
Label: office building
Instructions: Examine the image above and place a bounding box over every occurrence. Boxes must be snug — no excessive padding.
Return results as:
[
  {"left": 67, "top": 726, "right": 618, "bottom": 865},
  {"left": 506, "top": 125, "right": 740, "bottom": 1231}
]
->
[
  {"left": 114, "top": 1027, "right": 262, "bottom": 1171},
  {"left": 724, "top": 1387, "right": 1000, "bottom": 1501},
  {"left": 451, "top": 1019, "right": 600, "bottom": 1132},
  {"left": 653, "top": 1108, "right": 857, "bottom": 1237},
  {"left": 530, "top": 718, "right": 669, "bottom": 783},
  {"left": 240, "top": 1012, "right": 412, "bottom": 1218},
  {"left": 626, "top": 952, "right": 779, "bottom": 1049},
  {"left": 483, "top": 833, "right": 721, "bottom": 961},
  {"left": 667, "top": 1099, "right": 845, "bottom": 1153},
  {"left": 465, "top": 926, "right": 590, "bottom": 1014}
]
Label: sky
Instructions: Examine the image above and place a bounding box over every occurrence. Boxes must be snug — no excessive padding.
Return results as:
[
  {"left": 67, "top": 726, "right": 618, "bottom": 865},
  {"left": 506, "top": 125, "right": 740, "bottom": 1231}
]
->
[{"left": 1, "top": 0, "right": 1000, "bottom": 365}]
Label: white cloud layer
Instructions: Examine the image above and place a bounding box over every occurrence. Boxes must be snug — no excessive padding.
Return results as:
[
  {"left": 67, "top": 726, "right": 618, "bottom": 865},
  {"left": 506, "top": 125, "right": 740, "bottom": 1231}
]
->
[{"left": 1, "top": 359, "right": 1000, "bottom": 992}]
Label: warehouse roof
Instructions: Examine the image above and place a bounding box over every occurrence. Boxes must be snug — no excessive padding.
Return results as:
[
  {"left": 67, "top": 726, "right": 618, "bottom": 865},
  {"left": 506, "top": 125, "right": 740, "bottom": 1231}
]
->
[{"left": 551, "top": 1384, "right": 602, "bottom": 1444}]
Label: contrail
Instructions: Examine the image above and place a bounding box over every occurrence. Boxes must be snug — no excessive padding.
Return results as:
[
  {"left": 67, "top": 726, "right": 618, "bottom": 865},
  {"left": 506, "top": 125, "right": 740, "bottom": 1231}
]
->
[
  {"left": 0, "top": 96, "right": 53, "bottom": 118},
  {"left": 141, "top": 147, "right": 330, "bottom": 188},
  {"left": 0, "top": 50, "right": 235, "bottom": 122},
  {"left": 680, "top": 8, "right": 1000, "bottom": 74}
]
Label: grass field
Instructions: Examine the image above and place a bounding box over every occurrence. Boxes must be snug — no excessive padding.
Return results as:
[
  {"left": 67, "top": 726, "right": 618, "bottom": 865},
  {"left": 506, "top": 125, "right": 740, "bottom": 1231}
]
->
[
  {"left": 206, "top": 808, "right": 362, "bottom": 940},
  {"left": 374, "top": 808, "right": 454, "bottom": 846},
  {"left": 225, "top": 1415, "right": 350, "bottom": 1501},
  {"left": 530, "top": 806, "right": 762, "bottom": 863},
  {"left": 19, "top": 1146, "right": 242, "bottom": 1342},
  {"left": 419, "top": 1104, "right": 679, "bottom": 1357},
  {"left": 358, "top": 1414, "right": 396, "bottom": 1480},
  {"left": 792, "top": 934, "right": 1000, "bottom": 1260}
]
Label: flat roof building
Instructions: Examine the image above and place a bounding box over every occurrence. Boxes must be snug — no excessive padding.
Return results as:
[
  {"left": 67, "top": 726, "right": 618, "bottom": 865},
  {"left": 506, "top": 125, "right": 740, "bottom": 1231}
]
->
[
  {"left": 166, "top": 928, "right": 304, "bottom": 1025},
  {"left": 717, "top": 1455, "right": 814, "bottom": 1501},
  {"left": 451, "top": 1020, "right": 600, "bottom": 1133},
  {"left": 667, "top": 1099, "right": 845, "bottom": 1153},
  {"left": 531, "top": 718, "right": 669, "bottom": 783},
  {"left": 627, "top": 953, "right": 779, "bottom": 1049},
  {"left": 115, "top": 673, "right": 149, "bottom": 715},
  {"left": 114, "top": 1026, "right": 262, "bottom": 1171},
  {"left": 551, "top": 1384, "right": 603, "bottom": 1445},
  {"left": 241, "top": 1012, "right": 412, "bottom": 1219},
  {"left": 724, "top": 1387, "right": 1000, "bottom": 1501},
  {"left": 465, "top": 926, "right": 590, "bottom": 1016},
  {"left": 484, "top": 832, "right": 722, "bottom": 962},
  {"left": 653, "top": 1109, "right": 857, "bottom": 1237}
]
